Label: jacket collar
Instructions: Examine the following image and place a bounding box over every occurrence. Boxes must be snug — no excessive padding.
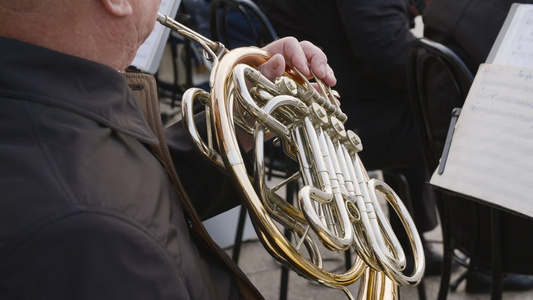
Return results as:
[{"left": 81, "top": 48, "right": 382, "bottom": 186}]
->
[{"left": 0, "top": 36, "right": 158, "bottom": 145}]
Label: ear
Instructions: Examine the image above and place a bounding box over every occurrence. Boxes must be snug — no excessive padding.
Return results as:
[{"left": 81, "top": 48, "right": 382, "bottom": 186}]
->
[{"left": 100, "top": 0, "right": 133, "bottom": 17}]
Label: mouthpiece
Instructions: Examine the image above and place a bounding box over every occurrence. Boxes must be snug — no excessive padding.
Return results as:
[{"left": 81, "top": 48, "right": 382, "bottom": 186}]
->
[
  {"left": 155, "top": 13, "right": 224, "bottom": 57},
  {"left": 157, "top": 13, "right": 167, "bottom": 25}
]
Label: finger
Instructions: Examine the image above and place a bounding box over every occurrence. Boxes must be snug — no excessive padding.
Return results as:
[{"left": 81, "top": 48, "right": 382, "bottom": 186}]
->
[
  {"left": 299, "top": 41, "right": 337, "bottom": 86},
  {"left": 299, "top": 40, "right": 326, "bottom": 77},
  {"left": 262, "top": 37, "right": 336, "bottom": 86},
  {"left": 263, "top": 37, "right": 310, "bottom": 75},
  {"left": 257, "top": 53, "right": 286, "bottom": 81},
  {"left": 324, "top": 64, "right": 337, "bottom": 87}
]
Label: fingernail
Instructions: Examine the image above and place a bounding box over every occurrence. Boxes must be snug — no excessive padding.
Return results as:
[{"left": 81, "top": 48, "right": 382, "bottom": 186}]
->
[
  {"left": 329, "top": 69, "right": 336, "bottom": 80},
  {"left": 320, "top": 64, "right": 326, "bottom": 77}
]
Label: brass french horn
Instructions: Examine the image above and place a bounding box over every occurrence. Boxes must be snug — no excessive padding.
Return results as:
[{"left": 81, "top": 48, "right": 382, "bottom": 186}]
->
[{"left": 157, "top": 14, "right": 425, "bottom": 300}]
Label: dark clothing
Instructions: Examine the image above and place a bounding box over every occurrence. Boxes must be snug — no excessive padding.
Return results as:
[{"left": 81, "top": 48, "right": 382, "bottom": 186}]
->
[
  {"left": 259, "top": 0, "right": 416, "bottom": 151},
  {"left": 423, "top": 0, "right": 533, "bottom": 73},
  {"left": 0, "top": 37, "right": 261, "bottom": 299},
  {"left": 258, "top": 0, "right": 438, "bottom": 233}
]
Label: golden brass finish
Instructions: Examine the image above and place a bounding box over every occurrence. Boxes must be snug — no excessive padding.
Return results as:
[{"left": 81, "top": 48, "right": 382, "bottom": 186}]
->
[{"left": 157, "top": 13, "right": 425, "bottom": 299}]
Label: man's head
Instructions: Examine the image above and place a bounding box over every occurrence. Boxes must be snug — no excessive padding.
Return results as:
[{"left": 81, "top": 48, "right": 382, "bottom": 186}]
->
[{"left": 0, "top": 0, "right": 161, "bottom": 70}]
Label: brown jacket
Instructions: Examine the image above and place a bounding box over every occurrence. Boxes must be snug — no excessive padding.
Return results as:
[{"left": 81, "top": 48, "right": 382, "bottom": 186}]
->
[{"left": 0, "top": 36, "right": 262, "bottom": 300}]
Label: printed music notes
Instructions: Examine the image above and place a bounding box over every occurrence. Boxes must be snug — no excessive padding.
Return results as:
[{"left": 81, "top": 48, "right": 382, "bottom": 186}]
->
[
  {"left": 430, "top": 64, "right": 533, "bottom": 218},
  {"left": 431, "top": 3, "right": 533, "bottom": 219}
]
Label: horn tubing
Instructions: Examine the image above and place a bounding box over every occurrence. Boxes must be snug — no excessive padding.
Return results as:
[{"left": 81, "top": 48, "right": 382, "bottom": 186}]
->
[{"left": 157, "top": 14, "right": 425, "bottom": 299}]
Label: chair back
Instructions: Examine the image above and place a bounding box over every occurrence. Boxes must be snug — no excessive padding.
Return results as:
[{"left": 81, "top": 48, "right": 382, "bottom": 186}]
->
[
  {"left": 209, "top": 0, "right": 277, "bottom": 49},
  {"left": 407, "top": 37, "right": 473, "bottom": 172}
]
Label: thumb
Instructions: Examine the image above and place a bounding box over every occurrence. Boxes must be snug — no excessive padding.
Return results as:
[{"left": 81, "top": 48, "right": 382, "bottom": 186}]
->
[{"left": 257, "top": 53, "right": 286, "bottom": 81}]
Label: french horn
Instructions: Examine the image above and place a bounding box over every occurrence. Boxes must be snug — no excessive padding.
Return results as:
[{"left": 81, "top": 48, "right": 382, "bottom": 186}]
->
[{"left": 157, "top": 13, "right": 425, "bottom": 300}]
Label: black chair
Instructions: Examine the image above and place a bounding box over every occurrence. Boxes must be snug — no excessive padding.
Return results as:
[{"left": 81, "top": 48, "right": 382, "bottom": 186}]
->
[
  {"left": 209, "top": 0, "right": 277, "bottom": 50},
  {"left": 407, "top": 37, "right": 533, "bottom": 300},
  {"left": 208, "top": 3, "right": 313, "bottom": 298},
  {"left": 407, "top": 37, "right": 474, "bottom": 173},
  {"left": 208, "top": 2, "right": 296, "bottom": 299},
  {"left": 208, "top": 0, "right": 278, "bottom": 256}
]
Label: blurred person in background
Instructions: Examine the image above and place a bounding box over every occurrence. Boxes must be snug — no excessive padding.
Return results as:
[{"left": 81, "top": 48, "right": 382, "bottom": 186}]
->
[{"left": 258, "top": 0, "right": 442, "bottom": 275}]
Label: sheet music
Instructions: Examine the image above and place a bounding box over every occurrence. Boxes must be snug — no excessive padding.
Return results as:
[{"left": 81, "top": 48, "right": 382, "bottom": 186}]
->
[
  {"left": 130, "top": 0, "right": 181, "bottom": 74},
  {"left": 487, "top": 3, "right": 533, "bottom": 69},
  {"left": 430, "top": 64, "right": 533, "bottom": 218}
]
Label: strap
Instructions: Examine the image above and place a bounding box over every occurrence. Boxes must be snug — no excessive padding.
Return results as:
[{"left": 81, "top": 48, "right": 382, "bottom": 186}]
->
[{"left": 123, "top": 72, "right": 263, "bottom": 300}]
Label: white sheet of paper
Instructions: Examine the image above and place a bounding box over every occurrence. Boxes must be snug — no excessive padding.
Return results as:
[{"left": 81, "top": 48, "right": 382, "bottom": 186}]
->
[
  {"left": 130, "top": 0, "right": 181, "bottom": 74},
  {"left": 487, "top": 3, "right": 533, "bottom": 69},
  {"left": 430, "top": 64, "right": 533, "bottom": 218}
]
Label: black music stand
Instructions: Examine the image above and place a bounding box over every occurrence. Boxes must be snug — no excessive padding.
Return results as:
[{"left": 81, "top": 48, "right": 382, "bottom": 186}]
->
[{"left": 408, "top": 37, "right": 533, "bottom": 300}]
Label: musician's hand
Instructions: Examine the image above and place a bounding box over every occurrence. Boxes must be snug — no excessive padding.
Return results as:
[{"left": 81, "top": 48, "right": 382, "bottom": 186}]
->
[
  {"left": 259, "top": 37, "right": 337, "bottom": 87},
  {"left": 237, "top": 37, "right": 337, "bottom": 152}
]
